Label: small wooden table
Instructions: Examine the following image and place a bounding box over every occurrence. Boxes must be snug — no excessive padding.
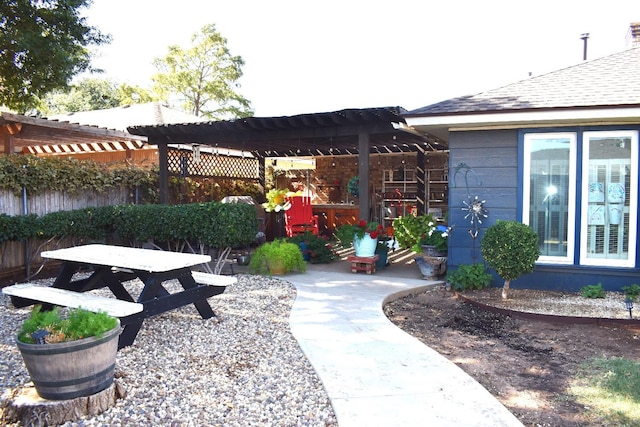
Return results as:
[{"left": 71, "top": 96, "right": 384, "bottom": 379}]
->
[
  {"left": 347, "top": 255, "right": 379, "bottom": 274},
  {"left": 10, "top": 244, "right": 229, "bottom": 349}
]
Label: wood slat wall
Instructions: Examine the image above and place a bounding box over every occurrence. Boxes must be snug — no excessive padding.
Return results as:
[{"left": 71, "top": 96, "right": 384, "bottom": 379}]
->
[
  {"left": 1, "top": 188, "right": 130, "bottom": 276},
  {"left": 1, "top": 188, "right": 129, "bottom": 217}
]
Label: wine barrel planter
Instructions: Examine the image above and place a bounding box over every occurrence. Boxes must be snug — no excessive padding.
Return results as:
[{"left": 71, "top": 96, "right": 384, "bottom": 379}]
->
[{"left": 16, "top": 320, "right": 120, "bottom": 400}]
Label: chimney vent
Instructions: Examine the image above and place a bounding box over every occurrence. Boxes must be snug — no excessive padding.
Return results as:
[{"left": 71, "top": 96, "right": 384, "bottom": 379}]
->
[{"left": 628, "top": 22, "right": 640, "bottom": 47}]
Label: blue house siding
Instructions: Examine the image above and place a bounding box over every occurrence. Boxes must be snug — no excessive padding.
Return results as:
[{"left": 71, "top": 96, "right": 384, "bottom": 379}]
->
[
  {"left": 447, "top": 127, "right": 640, "bottom": 293},
  {"left": 447, "top": 129, "right": 518, "bottom": 269}
]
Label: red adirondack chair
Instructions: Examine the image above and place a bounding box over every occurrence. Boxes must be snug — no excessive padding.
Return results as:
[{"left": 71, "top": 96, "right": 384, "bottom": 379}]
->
[{"left": 284, "top": 196, "right": 319, "bottom": 237}]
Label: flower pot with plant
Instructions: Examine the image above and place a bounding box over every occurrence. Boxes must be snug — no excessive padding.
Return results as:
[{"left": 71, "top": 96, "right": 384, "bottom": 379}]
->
[
  {"left": 248, "top": 238, "right": 307, "bottom": 275},
  {"left": 287, "top": 232, "right": 338, "bottom": 264},
  {"left": 335, "top": 219, "right": 384, "bottom": 257},
  {"left": 393, "top": 214, "right": 449, "bottom": 277},
  {"left": 15, "top": 305, "right": 121, "bottom": 400}
]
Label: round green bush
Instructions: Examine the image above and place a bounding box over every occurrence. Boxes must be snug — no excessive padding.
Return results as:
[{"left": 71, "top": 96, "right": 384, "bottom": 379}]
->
[{"left": 480, "top": 220, "right": 540, "bottom": 298}]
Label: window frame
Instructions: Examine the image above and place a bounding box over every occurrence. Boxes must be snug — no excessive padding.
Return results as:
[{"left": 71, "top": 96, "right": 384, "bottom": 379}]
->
[
  {"left": 579, "top": 130, "right": 638, "bottom": 267},
  {"left": 522, "top": 132, "right": 577, "bottom": 265}
]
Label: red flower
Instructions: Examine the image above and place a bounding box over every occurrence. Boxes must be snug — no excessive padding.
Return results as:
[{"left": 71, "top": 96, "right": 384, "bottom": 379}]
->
[
  {"left": 370, "top": 231, "right": 379, "bottom": 239},
  {"left": 358, "top": 219, "right": 367, "bottom": 228}
]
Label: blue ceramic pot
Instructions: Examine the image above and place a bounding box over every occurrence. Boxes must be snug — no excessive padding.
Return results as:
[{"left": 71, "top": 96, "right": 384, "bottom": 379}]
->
[{"left": 353, "top": 234, "right": 377, "bottom": 257}]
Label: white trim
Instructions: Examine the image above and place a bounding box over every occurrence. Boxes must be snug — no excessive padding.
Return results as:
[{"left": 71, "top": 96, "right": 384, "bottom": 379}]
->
[
  {"left": 522, "top": 132, "right": 576, "bottom": 265},
  {"left": 406, "top": 107, "right": 640, "bottom": 129},
  {"left": 579, "top": 131, "right": 638, "bottom": 267}
]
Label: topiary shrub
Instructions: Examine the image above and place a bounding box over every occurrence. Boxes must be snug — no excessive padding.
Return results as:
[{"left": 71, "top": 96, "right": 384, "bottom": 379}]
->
[{"left": 480, "top": 220, "right": 541, "bottom": 299}]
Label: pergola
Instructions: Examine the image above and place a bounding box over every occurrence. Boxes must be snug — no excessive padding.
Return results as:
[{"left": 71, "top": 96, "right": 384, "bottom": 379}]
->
[
  {"left": 128, "top": 107, "right": 443, "bottom": 219},
  {"left": 0, "top": 111, "right": 148, "bottom": 155}
]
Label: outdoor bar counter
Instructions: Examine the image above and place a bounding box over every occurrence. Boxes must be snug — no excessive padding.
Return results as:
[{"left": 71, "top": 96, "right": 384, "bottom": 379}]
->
[{"left": 312, "top": 204, "right": 359, "bottom": 236}]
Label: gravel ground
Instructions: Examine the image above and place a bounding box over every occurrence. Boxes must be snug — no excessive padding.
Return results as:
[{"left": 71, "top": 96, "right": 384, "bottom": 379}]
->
[
  {"left": 0, "top": 274, "right": 338, "bottom": 427},
  {"left": 462, "top": 288, "right": 635, "bottom": 319}
]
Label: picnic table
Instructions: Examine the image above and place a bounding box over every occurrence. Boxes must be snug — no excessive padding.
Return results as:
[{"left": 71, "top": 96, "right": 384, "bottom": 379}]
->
[{"left": 3, "top": 244, "right": 236, "bottom": 349}]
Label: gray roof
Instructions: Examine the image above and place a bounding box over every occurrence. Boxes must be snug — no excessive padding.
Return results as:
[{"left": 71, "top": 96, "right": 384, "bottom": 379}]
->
[
  {"left": 407, "top": 47, "right": 640, "bottom": 115},
  {"left": 48, "top": 102, "right": 207, "bottom": 132}
]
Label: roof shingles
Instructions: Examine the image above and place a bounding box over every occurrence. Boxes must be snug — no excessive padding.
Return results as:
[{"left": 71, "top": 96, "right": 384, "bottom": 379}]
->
[{"left": 409, "top": 47, "right": 640, "bottom": 115}]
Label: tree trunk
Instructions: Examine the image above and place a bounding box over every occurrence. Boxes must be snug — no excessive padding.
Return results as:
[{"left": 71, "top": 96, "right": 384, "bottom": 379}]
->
[{"left": 502, "top": 279, "right": 511, "bottom": 299}]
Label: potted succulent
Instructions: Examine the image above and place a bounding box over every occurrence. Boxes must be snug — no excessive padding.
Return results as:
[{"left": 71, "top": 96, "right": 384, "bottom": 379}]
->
[
  {"left": 248, "top": 238, "right": 307, "bottom": 275},
  {"left": 15, "top": 305, "right": 121, "bottom": 400},
  {"left": 335, "top": 219, "right": 384, "bottom": 257}
]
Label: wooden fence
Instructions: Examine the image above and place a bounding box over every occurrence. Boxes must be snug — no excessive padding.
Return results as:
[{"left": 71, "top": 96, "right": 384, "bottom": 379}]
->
[
  {"left": 1, "top": 188, "right": 129, "bottom": 217},
  {"left": 1, "top": 188, "right": 130, "bottom": 281}
]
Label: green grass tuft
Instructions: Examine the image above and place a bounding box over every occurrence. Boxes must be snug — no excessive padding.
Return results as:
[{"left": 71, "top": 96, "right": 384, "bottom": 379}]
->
[{"left": 570, "top": 357, "right": 640, "bottom": 426}]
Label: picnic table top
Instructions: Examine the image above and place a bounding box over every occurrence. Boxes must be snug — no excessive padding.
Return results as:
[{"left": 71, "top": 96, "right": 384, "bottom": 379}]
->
[{"left": 41, "top": 244, "right": 211, "bottom": 273}]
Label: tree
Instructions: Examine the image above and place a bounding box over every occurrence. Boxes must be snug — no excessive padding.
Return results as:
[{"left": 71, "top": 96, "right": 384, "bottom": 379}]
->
[
  {"left": 117, "top": 83, "right": 157, "bottom": 106},
  {"left": 480, "top": 220, "right": 541, "bottom": 299},
  {"left": 0, "top": 0, "right": 110, "bottom": 113},
  {"left": 152, "top": 24, "right": 253, "bottom": 119},
  {"left": 40, "top": 78, "right": 158, "bottom": 115},
  {"left": 41, "top": 78, "right": 121, "bottom": 114}
]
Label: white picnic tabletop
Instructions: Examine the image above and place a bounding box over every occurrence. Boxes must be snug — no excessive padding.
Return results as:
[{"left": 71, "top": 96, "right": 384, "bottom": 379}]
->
[{"left": 41, "top": 244, "right": 211, "bottom": 273}]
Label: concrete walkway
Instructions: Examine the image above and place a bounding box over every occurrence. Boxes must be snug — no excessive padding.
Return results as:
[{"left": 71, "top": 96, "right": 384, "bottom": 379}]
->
[{"left": 286, "top": 259, "right": 523, "bottom": 427}]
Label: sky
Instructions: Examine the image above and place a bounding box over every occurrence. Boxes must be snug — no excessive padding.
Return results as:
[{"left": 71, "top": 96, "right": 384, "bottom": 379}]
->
[{"left": 81, "top": 0, "right": 639, "bottom": 117}]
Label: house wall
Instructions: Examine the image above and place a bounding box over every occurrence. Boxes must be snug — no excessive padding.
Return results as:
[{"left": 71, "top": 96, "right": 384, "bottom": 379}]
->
[
  {"left": 448, "top": 129, "right": 518, "bottom": 266},
  {"left": 448, "top": 128, "right": 640, "bottom": 292}
]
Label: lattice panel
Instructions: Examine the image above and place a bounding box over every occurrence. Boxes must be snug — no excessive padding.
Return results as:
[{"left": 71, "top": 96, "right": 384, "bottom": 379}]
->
[{"left": 168, "top": 149, "right": 259, "bottom": 179}]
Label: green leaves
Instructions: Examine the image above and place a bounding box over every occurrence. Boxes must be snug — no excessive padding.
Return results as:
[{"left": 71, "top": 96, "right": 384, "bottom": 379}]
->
[
  {"left": 0, "top": 155, "right": 157, "bottom": 197},
  {"left": 2, "top": 202, "right": 259, "bottom": 250},
  {"left": 446, "top": 263, "right": 492, "bottom": 292},
  {"left": 480, "top": 220, "right": 541, "bottom": 281},
  {"left": 151, "top": 24, "right": 253, "bottom": 119},
  {"left": 0, "top": 0, "right": 110, "bottom": 112},
  {"left": 392, "top": 214, "right": 438, "bottom": 250}
]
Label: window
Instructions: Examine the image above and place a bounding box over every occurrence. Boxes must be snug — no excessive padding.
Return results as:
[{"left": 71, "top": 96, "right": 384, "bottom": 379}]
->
[
  {"left": 580, "top": 131, "right": 637, "bottom": 267},
  {"left": 523, "top": 133, "right": 576, "bottom": 264}
]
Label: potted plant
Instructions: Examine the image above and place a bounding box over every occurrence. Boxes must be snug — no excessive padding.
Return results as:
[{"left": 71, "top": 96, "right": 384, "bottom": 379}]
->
[
  {"left": 393, "top": 214, "right": 449, "bottom": 278},
  {"left": 248, "top": 238, "right": 307, "bottom": 275},
  {"left": 287, "top": 232, "right": 338, "bottom": 264},
  {"left": 335, "top": 219, "right": 384, "bottom": 257},
  {"left": 261, "top": 189, "right": 292, "bottom": 212},
  {"left": 392, "top": 213, "right": 448, "bottom": 255},
  {"left": 15, "top": 305, "right": 121, "bottom": 400},
  {"left": 414, "top": 224, "right": 449, "bottom": 256}
]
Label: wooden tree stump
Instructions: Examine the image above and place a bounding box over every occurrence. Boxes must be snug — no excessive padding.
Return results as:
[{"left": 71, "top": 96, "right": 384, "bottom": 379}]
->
[{"left": 1, "top": 381, "right": 125, "bottom": 427}]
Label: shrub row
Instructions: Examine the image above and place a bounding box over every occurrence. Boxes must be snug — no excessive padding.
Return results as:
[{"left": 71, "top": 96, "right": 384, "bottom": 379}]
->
[
  {"left": 0, "top": 154, "right": 157, "bottom": 198},
  {"left": 0, "top": 202, "right": 259, "bottom": 249}
]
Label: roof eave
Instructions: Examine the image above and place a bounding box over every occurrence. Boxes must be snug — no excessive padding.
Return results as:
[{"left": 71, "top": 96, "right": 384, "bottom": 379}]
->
[{"left": 405, "top": 105, "right": 640, "bottom": 141}]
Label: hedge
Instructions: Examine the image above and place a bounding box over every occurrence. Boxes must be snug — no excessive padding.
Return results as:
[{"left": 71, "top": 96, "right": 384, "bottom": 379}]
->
[{"left": 0, "top": 202, "right": 258, "bottom": 250}]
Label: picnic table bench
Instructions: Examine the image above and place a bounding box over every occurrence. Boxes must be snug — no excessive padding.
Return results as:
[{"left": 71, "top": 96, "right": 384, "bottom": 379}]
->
[{"left": 2, "top": 244, "right": 236, "bottom": 349}]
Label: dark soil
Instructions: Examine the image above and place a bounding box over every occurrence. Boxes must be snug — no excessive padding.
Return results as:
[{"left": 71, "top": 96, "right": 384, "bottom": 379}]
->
[{"left": 384, "top": 287, "right": 640, "bottom": 427}]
